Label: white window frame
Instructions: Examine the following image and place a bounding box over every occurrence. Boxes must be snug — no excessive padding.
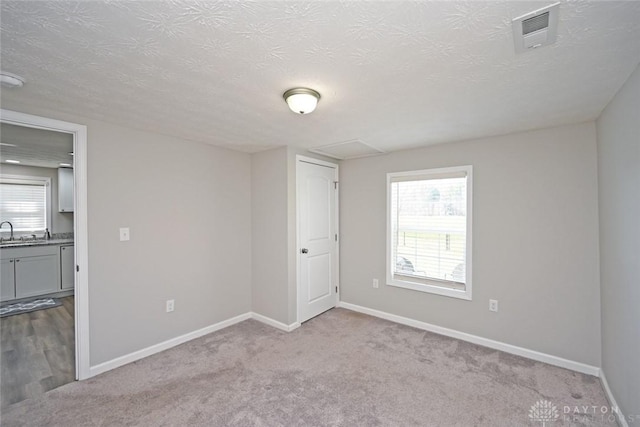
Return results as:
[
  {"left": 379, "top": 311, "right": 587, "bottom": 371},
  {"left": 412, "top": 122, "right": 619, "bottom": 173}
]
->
[
  {"left": 0, "top": 174, "right": 52, "bottom": 237},
  {"left": 386, "top": 165, "right": 473, "bottom": 300}
]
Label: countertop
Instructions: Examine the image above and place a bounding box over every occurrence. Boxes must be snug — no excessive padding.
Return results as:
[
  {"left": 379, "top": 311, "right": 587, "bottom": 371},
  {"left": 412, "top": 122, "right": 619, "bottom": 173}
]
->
[{"left": 0, "top": 238, "right": 74, "bottom": 249}]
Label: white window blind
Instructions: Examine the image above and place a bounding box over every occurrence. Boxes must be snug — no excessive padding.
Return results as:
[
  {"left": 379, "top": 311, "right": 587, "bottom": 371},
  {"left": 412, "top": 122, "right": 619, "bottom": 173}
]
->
[
  {"left": 0, "top": 180, "right": 48, "bottom": 232},
  {"left": 387, "top": 166, "right": 472, "bottom": 299}
]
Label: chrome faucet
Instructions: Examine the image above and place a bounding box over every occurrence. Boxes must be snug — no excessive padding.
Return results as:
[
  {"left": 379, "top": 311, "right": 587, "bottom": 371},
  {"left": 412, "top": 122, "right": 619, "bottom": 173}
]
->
[{"left": 0, "top": 221, "right": 14, "bottom": 241}]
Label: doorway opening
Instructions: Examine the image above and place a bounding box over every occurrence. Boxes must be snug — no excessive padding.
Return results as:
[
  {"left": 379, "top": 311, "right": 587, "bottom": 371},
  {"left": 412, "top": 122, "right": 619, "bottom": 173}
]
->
[{"left": 0, "top": 109, "right": 89, "bottom": 407}]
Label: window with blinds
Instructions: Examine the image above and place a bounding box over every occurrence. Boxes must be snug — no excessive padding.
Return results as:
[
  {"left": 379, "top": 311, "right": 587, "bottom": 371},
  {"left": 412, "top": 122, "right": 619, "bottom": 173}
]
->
[
  {"left": 0, "top": 177, "right": 49, "bottom": 234},
  {"left": 386, "top": 166, "right": 473, "bottom": 300}
]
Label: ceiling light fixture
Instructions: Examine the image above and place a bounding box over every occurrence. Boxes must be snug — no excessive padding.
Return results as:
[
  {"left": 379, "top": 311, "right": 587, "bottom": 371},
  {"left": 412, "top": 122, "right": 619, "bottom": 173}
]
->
[
  {"left": 5, "top": 159, "right": 20, "bottom": 164},
  {"left": 60, "top": 163, "right": 72, "bottom": 167},
  {"left": 283, "top": 88, "right": 321, "bottom": 115},
  {"left": 0, "top": 71, "right": 25, "bottom": 88}
]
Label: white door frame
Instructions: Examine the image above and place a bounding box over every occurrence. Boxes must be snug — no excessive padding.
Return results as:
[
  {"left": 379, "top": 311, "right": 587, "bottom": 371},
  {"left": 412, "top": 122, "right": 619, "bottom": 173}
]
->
[
  {"left": 296, "top": 155, "right": 339, "bottom": 324},
  {"left": 0, "top": 109, "right": 90, "bottom": 380}
]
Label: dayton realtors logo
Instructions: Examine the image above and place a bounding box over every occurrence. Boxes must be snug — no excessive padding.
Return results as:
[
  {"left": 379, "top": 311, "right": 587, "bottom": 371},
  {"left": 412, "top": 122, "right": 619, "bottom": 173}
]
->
[
  {"left": 529, "top": 400, "right": 559, "bottom": 426},
  {"left": 529, "top": 400, "right": 627, "bottom": 425}
]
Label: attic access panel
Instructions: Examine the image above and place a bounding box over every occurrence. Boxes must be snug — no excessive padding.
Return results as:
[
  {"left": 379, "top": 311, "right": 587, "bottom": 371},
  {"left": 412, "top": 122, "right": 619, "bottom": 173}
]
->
[{"left": 308, "top": 140, "right": 385, "bottom": 160}]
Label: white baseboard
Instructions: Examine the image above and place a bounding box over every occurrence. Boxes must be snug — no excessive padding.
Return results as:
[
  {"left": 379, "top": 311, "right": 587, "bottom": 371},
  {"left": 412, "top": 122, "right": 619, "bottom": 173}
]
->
[
  {"left": 89, "top": 312, "right": 252, "bottom": 377},
  {"left": 600, "top": 371, "right": 628, "bottom": 427},
  {"left": 337, "top": 301, "right": 600, "bottom": 376},
  {"left": 251, "top": 312, "right": 301, "bottom": 332},
  {"left": 88, "top": 311, "right": 303, "bottom": 378},
  {"left": 89, "top": 302, "right": 598, "bottom": 381}
]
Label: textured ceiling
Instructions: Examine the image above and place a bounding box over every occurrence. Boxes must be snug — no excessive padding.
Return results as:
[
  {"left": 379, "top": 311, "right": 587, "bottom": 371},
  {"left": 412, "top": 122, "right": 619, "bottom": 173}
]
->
[
  {"left": 1, "top": 1, "right": 639, "bottom": 154},
  {"left": 1, "top": 123, "right": 74, "bottom": 169}
]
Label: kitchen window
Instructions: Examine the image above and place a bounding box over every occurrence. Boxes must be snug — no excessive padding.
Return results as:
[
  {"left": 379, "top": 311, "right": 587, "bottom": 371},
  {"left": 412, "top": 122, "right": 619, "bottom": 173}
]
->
[
  {"left": 387, "top": 166, "right": 472, "bottom": 300},
  {"left": 0, "top": 175, "right": 51, "bottom": 235}
]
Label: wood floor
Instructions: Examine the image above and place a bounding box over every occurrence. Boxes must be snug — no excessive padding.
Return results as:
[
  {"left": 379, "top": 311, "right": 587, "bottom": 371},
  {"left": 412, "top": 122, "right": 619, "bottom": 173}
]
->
[{"left": 1, "top": 296, "right": 75, "bottom": 409}]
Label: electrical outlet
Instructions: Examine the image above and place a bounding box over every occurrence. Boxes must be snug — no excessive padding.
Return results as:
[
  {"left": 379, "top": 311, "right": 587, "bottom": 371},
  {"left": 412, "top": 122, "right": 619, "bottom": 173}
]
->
[
  {"left": 489, "top": 299, "right": 499, "bottom": 312},
  {"left": 373, "top": 278, "right": 379, "bottom": 289},
  {"left": 166, "top": 299, "right": 175, "bottom": 313},
  {"left": 119, "top": 227, "right": 130, "bottom": 241}
]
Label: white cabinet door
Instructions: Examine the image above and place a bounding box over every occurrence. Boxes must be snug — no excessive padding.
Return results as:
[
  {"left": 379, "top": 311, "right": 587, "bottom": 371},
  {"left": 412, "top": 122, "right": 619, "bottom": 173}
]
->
[
  {"left": 58, "top": 167, "right": 74, "bottom": 212},
  {"left": 15, "top": 255, "right": 59, "bottom": 298},
  {"left": 60, "top": 245, "right": 75, "bottom": 290},
  {"left": 1, "top": 259, "right": 15, "bottom": 301}
]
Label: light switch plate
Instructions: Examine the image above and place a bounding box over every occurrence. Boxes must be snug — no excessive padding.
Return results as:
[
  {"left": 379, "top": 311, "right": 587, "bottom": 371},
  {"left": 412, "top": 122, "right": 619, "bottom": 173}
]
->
[{"left": 119, "top": 227, "right": 130, "bottom": 241}]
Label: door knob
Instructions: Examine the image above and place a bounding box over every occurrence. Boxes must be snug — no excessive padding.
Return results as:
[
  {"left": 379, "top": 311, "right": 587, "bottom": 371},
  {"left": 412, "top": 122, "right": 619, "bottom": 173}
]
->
[{"left": 301, "top": 248, "right": 309, "bottom": 254}]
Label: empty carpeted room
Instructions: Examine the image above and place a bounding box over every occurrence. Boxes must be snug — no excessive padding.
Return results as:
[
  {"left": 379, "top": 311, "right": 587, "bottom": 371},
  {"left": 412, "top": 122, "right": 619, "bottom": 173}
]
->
[{"left": 0, "top": 1, "right": 638, "bottom": 426}]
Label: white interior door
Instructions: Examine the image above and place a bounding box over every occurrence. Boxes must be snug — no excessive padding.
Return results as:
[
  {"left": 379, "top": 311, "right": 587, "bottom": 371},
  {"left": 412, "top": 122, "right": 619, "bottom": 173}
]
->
[{"left": 297, "top": 158, "right": 338, "bottom": 323}]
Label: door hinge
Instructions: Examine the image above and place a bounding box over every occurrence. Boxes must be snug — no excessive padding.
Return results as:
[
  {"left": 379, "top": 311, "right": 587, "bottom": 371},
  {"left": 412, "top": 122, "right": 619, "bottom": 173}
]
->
[
  {"left": 335, "top": 234, "right": 338, "bottom": 242},
  {"left": 334, "top": 181, "right": 338, "bottom": 189},
  {"left": 76, "top": 265, "right": 80, "bottom": 272},
  {"left": 335, "top": 286, "right": 338, "bottom": 293}
]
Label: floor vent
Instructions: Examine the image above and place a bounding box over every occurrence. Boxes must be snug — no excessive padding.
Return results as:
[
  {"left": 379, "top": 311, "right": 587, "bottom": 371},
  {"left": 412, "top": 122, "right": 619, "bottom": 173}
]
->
[
  {"left": 512, "top": 2, "right": 560, "bottom": 54},
  {"left": 308, "top": 139, "right": 385, "bottom": 160}
]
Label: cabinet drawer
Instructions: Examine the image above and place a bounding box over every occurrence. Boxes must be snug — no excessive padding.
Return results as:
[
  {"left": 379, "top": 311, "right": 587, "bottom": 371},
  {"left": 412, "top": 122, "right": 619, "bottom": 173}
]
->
[{"left": 1, "top": 244, "right": 59, "bottom": 260}]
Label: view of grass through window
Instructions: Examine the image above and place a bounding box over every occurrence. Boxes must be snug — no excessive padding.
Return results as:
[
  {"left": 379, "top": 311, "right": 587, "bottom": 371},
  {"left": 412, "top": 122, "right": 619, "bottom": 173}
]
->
[{"left": 391, "top": 176, "right": 467, "bottom": 284}]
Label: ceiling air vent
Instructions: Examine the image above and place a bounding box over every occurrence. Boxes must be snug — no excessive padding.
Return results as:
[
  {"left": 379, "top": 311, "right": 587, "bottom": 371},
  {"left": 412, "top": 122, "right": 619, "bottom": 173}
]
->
[{"left": 512, "top": 2, "right": 560, "bottom": 54}]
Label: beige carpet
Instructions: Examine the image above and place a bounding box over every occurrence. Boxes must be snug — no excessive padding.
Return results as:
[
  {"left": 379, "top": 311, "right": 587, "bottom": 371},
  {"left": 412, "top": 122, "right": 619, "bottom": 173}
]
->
[{"left": 0, "top": 308, "right": 615, "bottom": 426}]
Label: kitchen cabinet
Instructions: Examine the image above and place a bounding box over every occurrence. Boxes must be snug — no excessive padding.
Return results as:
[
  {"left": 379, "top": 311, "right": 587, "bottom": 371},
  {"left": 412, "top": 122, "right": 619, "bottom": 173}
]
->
[
  {"left": 1, "top": 245, "right": 61, "bottom": 301},
  {"left": 15, "top": 255, "right": 59, "bottom": 298},
  {"left": 60, "top": 244, "right": 74, "bottom": 291},
  {"left": 1, "top": 258, "right": 15, "bottom": 301},
  {"left": 58, "top": 167, "right": 74, "bottom": 212}
]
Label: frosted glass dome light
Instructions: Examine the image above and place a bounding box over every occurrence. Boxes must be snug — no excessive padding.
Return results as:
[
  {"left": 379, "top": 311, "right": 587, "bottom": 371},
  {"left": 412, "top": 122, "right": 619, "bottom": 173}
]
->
[
  {"left": 283, "top": 88, "right": 321, "bottom": 115},
  {"left": 0, "top": 71, "right": 25, "bottom": 88}
]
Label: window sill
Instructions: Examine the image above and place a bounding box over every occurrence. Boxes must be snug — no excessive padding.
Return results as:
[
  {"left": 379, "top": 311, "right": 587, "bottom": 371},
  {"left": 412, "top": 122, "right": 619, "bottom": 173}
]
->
[{"left": 386, "top": 277, "right": 472, "bottom": 300}]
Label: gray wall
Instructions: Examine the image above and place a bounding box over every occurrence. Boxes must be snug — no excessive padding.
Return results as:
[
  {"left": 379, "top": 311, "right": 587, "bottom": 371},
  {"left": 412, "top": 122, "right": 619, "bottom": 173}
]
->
[
  {"left": 596, "top": 63, "right": 640, "bottom": 420},
  {"left": 86, "top": 119, "right": 252, "bottom": 365},
  {"left": 4, "top": 101, "right": 608, "bottom": 377},
  {"left": 250, "top": 146, "right": 337, "bottom": 326},
  {"left": 1, "top": 104, "right": 253, "bottom": 366},
  {"left": 251, "top": 147, "right": 289, "bottom": 324},
  {"left": 0, "top": 163, "right": 74, "bottom": 235},
  {"left": 339, "top": 122, "right": 602, "bottom": 366}
]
